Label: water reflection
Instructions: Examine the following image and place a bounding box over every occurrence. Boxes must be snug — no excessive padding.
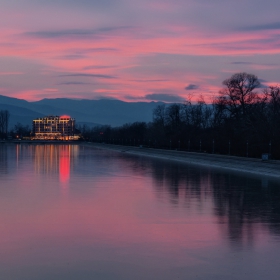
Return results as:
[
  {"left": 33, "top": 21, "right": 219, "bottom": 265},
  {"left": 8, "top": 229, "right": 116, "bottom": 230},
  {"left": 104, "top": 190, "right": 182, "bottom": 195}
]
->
[
  {"left": 32, "top": 145, "right": 72, "bottom": 183},
  {"left": 1, "top": 144, "right": 280, "bottom": 245},
  {"left": 34, "top": 145, "right": 76, "bottom": 184},
  {"left": 0, "top": 144, "right": 77, "bottom": 184},
  {"left": 115, "top": 153, "right": 280, "bottom": 246},
  {"left": 0, "top": 145, "right": 280, "bottom": 280},
  {"left": 0, "top": 145, "right": 8, "bottom": 175},
  {"left": 34, "top": 145, "right": 60, "bottom": 176},
  {"left": 59, "top": 146, "right": 70, "bottom": 183}
]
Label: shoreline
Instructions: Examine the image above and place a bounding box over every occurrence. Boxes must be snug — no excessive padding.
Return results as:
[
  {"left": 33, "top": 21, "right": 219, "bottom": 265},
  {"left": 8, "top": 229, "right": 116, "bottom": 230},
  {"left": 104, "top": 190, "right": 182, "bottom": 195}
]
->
[
  {"left": 0, "top": 140, "right": 78, "bottom": 144},
  {"left": 83, "top": 143, "right": 280, "bottom": 179},
  {"left": 2, "top": 141, "right": 280, "bottom": 178}
]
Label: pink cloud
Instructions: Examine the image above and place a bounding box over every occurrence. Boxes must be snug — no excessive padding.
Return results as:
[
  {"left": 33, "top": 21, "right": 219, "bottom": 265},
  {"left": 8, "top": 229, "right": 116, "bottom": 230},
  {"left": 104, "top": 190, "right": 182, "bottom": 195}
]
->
[{"left": 0, "top": 3, "right": 279, "bottom": 102}]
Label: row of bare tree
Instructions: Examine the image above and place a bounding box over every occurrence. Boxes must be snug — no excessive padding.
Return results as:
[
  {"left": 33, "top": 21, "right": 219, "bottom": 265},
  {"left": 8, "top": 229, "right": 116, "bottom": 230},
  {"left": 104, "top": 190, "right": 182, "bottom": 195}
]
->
[
  {"left": 0, "top": 110, "right": 10, "bottom": 138},
  {"left": 83, "top": 72, "right": 280, "bottom": 159}
]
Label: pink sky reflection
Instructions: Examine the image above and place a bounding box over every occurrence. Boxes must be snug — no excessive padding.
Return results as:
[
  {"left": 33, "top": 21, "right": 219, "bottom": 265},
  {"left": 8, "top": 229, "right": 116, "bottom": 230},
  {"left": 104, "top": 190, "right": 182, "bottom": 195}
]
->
[{"left": 0, "top": 143, "right": 278, "bottom": 277}]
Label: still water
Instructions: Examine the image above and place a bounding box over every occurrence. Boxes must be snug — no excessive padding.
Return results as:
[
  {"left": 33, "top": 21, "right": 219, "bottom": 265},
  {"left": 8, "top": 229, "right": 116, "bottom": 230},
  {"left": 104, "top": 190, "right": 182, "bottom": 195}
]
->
[{"left": 0, "top": 144, "right": 280, "bottom": 280}]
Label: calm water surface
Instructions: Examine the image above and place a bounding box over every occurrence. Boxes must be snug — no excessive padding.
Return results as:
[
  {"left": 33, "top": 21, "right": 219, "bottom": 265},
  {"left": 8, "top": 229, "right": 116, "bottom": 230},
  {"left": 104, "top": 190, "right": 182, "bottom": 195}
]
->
[{"left": 0, "top": 144, "right": 280, "bottom": 280}]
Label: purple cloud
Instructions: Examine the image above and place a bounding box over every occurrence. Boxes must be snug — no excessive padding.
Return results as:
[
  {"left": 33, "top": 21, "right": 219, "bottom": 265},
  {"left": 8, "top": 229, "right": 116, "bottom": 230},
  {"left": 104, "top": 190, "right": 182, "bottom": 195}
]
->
[{"left": 185, "top": 84, "right": 199, "bottom": 90}]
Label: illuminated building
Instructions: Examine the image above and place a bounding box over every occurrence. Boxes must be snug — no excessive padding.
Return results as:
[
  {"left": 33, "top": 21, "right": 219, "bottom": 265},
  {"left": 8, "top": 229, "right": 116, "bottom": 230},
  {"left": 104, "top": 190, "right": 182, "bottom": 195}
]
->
[{"left": 32, "top": 115, "right": 78, "bottom": 140}]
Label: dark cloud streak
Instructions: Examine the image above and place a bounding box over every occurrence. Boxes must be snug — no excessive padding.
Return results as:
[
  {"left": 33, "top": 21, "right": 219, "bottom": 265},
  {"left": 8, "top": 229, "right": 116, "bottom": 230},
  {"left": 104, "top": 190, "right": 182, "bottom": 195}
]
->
[
  {"left": 231, "top": 62, "right": 253, "bottom": 65},
  {"left": 83, "top": 65, "right": 118, "bottom": 70},
  {"left": 131, "top": 79, "right": 169, "bottom": 83},
  {"left": 242, "top": 22, "right": 280, "bottom": 31},
  {"left": 58, "top": 82, "right": 91, "bottom": 85},
  {"left": 55, "top": 54, "right": 88, "bottom": 60},
  {"left": 185, "top": 84, "right": 199, "bottom": 90},
  {"left": 145, "top": 93, "right": 185, "bottom": 102},
  {"left": 23, "top": 26, "right": 131, "bottom": 39},
  {"left": 59, "top": 73, "right": 117, "bottom": 79},
  {"left": 33, "top": 0, "right": 118, "bottom": 10}
]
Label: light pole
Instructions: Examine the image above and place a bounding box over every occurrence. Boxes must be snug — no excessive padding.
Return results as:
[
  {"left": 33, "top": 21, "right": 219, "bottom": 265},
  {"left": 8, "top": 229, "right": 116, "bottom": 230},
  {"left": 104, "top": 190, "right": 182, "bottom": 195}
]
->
[
  {"left": 246, "top": 141, "right": 249, "bottom": 157},
  {"left": 269, "top": 141, "right": 272, "bottom": 157},
  {"left": 212, "top": 139, "right": 215, "bottom": 154},
  {"left": 170, "top": 140, "right": 172, "bottom": 150},
  {"left": 228, "top": 140, "right": 231, "bottom": 155},
  {"left": 199, "top": 139, "right": 201, "bottom": 152},
  {"left": 178, "top": 140, "right": 180, "bottom": 151},
  {"left": 188, "top": 140, "right": 190, "bottom": 151}
]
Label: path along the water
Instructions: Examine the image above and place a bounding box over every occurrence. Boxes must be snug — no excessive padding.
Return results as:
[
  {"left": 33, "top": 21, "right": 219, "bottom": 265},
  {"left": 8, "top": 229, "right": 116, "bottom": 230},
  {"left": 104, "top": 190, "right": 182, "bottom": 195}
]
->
[{"left": 84, "top": 143, "right": 280, "bottom": 179}]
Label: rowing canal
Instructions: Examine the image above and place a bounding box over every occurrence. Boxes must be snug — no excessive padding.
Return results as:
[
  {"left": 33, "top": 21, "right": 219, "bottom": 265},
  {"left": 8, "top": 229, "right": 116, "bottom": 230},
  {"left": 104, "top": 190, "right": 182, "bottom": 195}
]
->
[{"left": 0, "top": 144, "right": 280, "bottom": 280}]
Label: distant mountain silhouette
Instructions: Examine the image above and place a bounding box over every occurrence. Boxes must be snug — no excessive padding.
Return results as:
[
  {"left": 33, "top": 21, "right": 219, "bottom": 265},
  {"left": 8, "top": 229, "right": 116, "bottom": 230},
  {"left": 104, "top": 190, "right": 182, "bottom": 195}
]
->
[
  {"left": 0, "top": 103, "right": 44, "bottom": 129},
  {"left": 0, "top": 95, "right": 164, "bottom": 129}
]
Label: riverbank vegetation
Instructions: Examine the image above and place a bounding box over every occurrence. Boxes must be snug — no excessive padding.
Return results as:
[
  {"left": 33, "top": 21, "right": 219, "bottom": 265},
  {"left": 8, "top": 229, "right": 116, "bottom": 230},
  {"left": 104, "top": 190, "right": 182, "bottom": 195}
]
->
[
  {"left": 80, "top": 73, "right": 280, "bottom": 159},
  {"left": 0, "top": 110, "right": 9, "bottom": 139}
]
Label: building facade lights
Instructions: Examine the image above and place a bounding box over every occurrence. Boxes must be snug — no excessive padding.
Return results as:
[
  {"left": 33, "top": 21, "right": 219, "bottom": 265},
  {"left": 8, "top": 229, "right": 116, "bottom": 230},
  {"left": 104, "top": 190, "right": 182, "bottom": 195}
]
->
[{"left": 32, "top": 115, "right": 77, "bottom": 140}]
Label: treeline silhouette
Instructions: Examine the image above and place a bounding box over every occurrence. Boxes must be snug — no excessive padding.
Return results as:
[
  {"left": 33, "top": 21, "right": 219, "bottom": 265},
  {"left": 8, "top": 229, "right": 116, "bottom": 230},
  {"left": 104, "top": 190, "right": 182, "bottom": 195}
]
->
[
  {"left": 0, "top": 110, "right": 9, "bottom": 139},
  {"left": 81, "top": 72, "right": 280, "bottom": 159}
]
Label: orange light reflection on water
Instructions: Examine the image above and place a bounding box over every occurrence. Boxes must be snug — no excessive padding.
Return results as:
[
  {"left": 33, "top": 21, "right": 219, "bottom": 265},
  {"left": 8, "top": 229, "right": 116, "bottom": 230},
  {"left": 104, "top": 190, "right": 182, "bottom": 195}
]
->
[
  {"left": 59, "top": 146, "right": 70, "bottom": 185},
  {"left": 33, "top": 145, "right": 71, "bottom": 186}
]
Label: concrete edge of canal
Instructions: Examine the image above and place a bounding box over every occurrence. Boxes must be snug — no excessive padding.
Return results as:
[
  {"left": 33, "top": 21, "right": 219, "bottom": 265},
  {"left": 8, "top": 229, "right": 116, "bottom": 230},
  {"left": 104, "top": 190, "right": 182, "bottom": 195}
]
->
[{"left": 82, "top": 142, "right": 280, "bottom": 179}]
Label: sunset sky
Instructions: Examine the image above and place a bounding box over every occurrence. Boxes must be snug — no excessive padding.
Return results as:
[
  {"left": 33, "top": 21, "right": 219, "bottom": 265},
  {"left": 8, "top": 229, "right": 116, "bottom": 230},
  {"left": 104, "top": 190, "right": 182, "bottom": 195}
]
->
[{"left": 0, "top": 0, "right": 280, "bottom": 102}]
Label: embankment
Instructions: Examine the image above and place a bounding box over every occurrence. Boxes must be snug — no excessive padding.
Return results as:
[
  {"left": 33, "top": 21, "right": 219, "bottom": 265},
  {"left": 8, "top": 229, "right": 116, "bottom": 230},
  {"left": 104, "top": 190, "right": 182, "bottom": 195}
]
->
[{"left": 83, "top": 143, "right": 280, "bottom": 178}]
